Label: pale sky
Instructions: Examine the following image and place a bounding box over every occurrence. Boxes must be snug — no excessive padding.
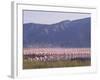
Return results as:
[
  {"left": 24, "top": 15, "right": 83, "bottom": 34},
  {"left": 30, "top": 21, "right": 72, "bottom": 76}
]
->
[{"left": 23, "top": 10, "right": 90, "bottom": 24}]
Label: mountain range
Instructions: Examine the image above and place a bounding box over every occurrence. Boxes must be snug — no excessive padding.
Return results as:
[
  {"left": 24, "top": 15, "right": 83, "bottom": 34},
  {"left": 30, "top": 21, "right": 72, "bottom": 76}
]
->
[{"left": 23, "top": 17, "right": 91, "bottom": 48}]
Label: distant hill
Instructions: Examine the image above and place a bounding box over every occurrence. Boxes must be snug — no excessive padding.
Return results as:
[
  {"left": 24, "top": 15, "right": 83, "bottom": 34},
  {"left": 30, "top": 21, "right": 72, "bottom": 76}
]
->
[{"left": 23, "top": 17, "right": 91, "bottom": 48}]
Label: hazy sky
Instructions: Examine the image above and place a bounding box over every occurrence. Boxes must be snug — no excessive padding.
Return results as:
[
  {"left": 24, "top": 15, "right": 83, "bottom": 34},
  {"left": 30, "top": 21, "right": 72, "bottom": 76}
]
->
[{"left": 23, "top": 10, "right": 90, "bottom": 24}]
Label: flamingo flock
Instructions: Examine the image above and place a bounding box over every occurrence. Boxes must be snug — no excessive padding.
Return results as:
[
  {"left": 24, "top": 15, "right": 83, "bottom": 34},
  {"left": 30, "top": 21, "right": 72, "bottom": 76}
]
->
[{"left": 23, "top": 48, "right": 91, "bottom": 61}]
